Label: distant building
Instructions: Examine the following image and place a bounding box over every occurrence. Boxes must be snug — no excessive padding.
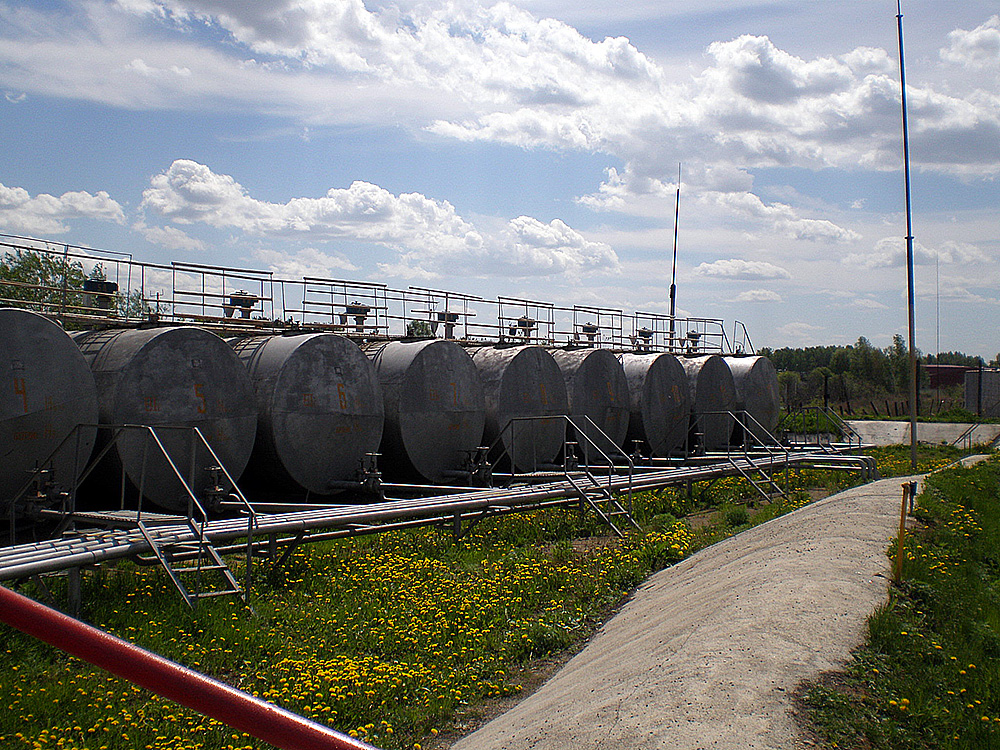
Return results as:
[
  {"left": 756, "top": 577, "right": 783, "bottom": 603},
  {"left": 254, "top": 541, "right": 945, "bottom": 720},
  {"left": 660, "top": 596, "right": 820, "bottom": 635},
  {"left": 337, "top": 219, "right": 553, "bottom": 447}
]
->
[
  {"left": 926, "top": 364, "right": 974, "bottom": 389},
  {"left": 965, "top": 369, "right": 1000, "bottom": 418}
]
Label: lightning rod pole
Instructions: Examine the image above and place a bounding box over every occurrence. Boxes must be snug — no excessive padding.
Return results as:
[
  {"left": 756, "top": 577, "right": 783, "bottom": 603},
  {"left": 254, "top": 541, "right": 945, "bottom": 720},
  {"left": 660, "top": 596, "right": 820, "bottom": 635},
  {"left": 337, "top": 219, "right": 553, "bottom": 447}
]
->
[
  {"left": 897, "top": 0, "right": 919, "bottom": 471},
  {"left": 668, "top": 164, "right": 681, "bottom": 351}
]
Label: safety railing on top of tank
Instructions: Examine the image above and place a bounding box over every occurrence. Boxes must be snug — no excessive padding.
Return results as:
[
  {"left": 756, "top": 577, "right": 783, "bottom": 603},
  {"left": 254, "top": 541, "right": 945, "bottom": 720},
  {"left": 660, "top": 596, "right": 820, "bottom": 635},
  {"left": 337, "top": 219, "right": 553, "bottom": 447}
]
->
[
  {"left": 731, "top": 320, "right": 754, "bottom": 355},
  {"left": 404, "top": 286, "right": 484, "bottom": 341},
  {"left": 496, "top": 296, "right": 557, "bottom": 345},
  {"left": 629, "top": 312, "right": 734, "bottom": 355},
  {"left": 1, "top": 232, "right": 759, "bottom": 357}
]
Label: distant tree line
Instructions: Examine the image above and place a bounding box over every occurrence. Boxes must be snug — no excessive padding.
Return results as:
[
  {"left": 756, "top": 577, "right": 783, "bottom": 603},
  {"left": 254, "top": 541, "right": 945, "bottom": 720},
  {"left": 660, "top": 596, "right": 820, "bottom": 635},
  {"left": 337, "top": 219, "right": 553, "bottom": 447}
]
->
[{"left": 759, "top": 336, "right": 998, "bottom": 414}]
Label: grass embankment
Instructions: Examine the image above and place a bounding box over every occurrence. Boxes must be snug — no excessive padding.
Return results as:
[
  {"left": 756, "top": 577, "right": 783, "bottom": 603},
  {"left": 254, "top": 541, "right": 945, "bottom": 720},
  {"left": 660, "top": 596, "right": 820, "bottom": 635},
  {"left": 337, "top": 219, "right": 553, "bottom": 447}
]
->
[
  {"left": 0, "top": 446, "right": 965, "bottom": 750},
  {"left": 805, "top": 455, "right": 1000, "bottom": 749}
]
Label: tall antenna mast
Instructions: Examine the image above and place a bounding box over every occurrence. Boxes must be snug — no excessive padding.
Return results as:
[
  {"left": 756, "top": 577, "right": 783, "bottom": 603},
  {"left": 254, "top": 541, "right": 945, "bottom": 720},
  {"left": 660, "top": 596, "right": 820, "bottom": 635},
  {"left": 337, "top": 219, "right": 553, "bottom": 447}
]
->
[
  {"left": 897, "top": 0, "right": 919, "bottom": 470},
  {"left": 668, "top": 163, "right": 681, "bottom": 350}
]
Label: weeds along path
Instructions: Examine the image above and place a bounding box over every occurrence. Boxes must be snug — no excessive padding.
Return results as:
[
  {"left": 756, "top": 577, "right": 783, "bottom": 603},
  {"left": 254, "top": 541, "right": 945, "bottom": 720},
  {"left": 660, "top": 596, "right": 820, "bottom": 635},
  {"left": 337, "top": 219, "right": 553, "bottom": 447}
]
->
[{"left": 451, "top": 475, "right": 922, "bottom": 750}]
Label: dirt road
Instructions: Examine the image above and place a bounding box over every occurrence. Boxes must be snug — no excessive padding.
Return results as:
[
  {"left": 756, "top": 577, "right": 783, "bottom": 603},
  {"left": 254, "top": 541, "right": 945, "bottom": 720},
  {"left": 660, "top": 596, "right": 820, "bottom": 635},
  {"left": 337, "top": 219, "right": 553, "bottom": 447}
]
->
[{"left": 453, "top": 475, "right": 919, "bottom": 750}]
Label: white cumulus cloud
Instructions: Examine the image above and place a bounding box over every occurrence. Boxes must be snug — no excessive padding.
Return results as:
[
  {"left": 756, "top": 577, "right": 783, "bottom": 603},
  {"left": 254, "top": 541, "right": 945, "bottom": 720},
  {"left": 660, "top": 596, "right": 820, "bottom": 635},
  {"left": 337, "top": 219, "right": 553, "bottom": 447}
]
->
[
  {"left": 941, "top": 15, "right": 1000, "bottom": 68},
  {"left": 694, "top": 259, "right": 791, "bottom": 280},
  {"left": 850, "top": 298, "right": 888, "bottom": 310},
  {"left": 843, "top": 237, "right": 991, "bottom": 269},
  {"left": 140, "top": 159, "right": 617, "bottom": 278},
  {"left": 255, "top": 246, "right": 358, "bottom": 278},
  {"left": 0, "top": 182, "right": 125, "bottom": 234},
  {"left": 134, "top": 220, "right": 206, "bottom": 252},
  {"left": 734, "top": 289, "right": 781, "bottom": 303}
]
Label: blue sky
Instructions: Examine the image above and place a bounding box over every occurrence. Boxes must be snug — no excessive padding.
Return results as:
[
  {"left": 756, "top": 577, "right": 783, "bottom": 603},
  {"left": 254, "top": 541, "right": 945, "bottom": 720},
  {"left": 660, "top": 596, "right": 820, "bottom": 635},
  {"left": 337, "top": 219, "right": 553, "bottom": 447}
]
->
[{"left": 0, "top": 0, "right": 998, "bottom": 356}]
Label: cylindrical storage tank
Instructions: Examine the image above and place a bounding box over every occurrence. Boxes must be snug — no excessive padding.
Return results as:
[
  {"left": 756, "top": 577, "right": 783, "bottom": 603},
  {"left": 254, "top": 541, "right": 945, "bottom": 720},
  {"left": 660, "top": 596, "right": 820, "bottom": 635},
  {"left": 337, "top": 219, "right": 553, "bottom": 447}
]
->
[
  {"left": 74, "top": 327, "right": 257, "bottom": 512},
  {"left": 679, "top": 354, "right": 737, "bottom": 451},
  {"left": 0, "top": 309, "right": 99, "bottom": 503},
  {"left": 469, "top": 346, "right": 569, "bottom": 471},
  {"left": 549, "top": 348, "right": 629, "bottom": 458},
  {"left": 365, "top": 340, "right": 484, "bottom": 483},
  {"left": 618, "top": 352, "right": 690, "bottom": 457},
  {"left": 231, "top": 333, "right": 384, "bottom": 495},
  {"left": 724, "top": 355, "right": 781, "bottom": 443}
]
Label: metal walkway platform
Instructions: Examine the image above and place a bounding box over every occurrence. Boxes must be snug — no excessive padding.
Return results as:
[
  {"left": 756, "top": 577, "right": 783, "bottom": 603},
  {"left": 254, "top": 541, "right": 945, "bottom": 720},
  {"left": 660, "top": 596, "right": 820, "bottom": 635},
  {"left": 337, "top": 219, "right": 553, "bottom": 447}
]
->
[{"left": 0, "top": 450, "right": 872, "bottom": 583}]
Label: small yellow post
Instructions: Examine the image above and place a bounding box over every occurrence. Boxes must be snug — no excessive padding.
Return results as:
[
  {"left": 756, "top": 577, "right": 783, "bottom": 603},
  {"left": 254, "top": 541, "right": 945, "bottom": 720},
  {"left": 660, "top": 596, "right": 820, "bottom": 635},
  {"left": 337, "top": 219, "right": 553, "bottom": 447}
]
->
[{"left": 894, "top": 483, "right": 910, "bottom": 583}]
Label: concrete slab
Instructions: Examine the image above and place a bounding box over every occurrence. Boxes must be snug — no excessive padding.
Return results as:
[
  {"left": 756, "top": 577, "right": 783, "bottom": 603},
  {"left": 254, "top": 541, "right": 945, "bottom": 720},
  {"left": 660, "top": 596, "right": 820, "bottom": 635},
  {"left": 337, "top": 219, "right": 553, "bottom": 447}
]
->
[
  {"left": 846, "top": 420, "right": 909, "bottom": 446},
  {"left": 845, "top": 420, "right": 1000, "bottom": 447},
  {"left": 453, "top": 476, "right": 920, "bottom": 750}
]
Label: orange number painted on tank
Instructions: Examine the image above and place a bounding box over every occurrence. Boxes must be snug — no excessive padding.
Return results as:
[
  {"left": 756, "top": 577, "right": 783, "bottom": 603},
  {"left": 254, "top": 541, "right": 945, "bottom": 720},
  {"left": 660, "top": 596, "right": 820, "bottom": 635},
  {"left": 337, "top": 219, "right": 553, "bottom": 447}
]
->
[
  {"left": 429, "top": 388, "right": 439, "bottom": 402},
  {"left": 13, "top": 377, "right": 27, "bottom": 413},
  {"left": 337, "top": 383, "right": 348, "bottom": 410},
  {"left": 672, "top": 384, "right": 680, "bottom": 401},
  {"left": 193, "top": 384, "right": 207, "bottom": 414},
  {"left": 143, "top": 396, "right": 160, "bottom": 413},
  {"left": 302, "top": 393, "right": 315, "bottom": 408},
  {"left": 606, "top": 381, "right": 615, "bottom": 401},
  {"left": 451, "top": 382, "right": 458, "bottom": 405},
  {"left": 539, "top": 382, "right": 548, "bottom": 405}
]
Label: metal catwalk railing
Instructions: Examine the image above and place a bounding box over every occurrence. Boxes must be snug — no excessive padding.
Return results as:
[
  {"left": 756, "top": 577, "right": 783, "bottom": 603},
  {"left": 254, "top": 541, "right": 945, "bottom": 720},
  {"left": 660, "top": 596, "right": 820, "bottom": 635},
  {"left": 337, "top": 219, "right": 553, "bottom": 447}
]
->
[
  {"left": 0, "top": 233, "right": 753, "bottom": 353},
  {"left": 486, "top": 413, "right": 637, "bottom": 536}
]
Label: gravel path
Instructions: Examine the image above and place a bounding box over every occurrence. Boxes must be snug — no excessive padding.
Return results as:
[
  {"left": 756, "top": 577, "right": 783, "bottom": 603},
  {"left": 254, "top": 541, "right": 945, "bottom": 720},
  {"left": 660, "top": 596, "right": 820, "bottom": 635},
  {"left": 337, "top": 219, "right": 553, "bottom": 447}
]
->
[{"left": 453, "top": 475, "right": 920, "bottom": 750}]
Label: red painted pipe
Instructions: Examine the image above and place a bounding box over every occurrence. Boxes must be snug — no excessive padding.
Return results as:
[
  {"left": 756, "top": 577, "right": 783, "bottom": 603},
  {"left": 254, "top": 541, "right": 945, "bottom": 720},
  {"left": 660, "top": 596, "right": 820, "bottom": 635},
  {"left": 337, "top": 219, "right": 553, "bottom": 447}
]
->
[{"left": 0, "top": 585, "right": 379, "bottom": 750}]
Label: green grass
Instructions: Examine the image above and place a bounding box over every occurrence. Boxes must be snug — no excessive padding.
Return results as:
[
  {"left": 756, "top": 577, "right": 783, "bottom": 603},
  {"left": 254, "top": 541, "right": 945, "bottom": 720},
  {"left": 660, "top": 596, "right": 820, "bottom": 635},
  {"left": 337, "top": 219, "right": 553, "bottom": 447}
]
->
[
  {"left": 0, "top": 444, "right": 972, "bottom": 750},
  {"left": 3, "top": 514, "right": 689, "bottom": 750},
  {"left": 804, "top": 456, "right": 1000, "bottom": 749}
]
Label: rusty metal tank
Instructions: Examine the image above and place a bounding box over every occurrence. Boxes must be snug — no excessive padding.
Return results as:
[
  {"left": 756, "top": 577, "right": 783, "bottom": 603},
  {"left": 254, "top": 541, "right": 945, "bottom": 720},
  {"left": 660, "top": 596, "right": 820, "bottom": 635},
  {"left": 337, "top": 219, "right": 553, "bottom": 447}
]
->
[
  {"left": 0, "top": 309, "right": 98, "bottom": 503},
  {"left": 365, "top": 339, "right": 484, "bottom": 483},
  {"left": 469, "top": 346, "right": 568, "bottom": 470},
  {"left": 231, "top": 333, "right": 384, "bottom": 495},
  {"left": 724, "top": 355, "right": 781, "bottom": 443},
  {"left": 549, "top": 348, "right": 629, "bottom": 457},
  {"left": 618, "top": 352, "right": 690, "bottom": 457},
  {"left": 679, "top": 354, "right": 737, "bottom": 451},
  {"left": 74, "top": 326, "right": 257, "bottom": 512}
]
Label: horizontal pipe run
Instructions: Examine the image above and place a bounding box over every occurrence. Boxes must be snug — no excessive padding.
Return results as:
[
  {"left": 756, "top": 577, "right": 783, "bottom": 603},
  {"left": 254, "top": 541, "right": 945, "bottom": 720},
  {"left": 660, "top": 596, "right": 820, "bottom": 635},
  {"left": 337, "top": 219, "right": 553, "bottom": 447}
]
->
[
  {"left": 0, "top": 585, "right": 379, "bottom": 750},
  {"left": 2, "top": 450, "right": 858, "bottom": 582},
  {"left": 204, "top": 498, "right": 588, "bottom": 558},
  {"left": 380, "top": 483, "right": 480, "bottom": 494}
]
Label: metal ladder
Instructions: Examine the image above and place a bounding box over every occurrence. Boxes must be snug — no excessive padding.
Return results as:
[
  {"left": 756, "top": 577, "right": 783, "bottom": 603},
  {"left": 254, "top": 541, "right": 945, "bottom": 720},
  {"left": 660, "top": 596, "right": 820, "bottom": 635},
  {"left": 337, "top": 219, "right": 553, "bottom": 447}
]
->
[
  {"left": 565, "top": 469, "right": 638, "bottom": 537},
  {"left": 136, "top": 517, "right": 245, "bottom": 607},
  {"left": 7, "top": 423, "right": 257, "bottom": 610},
  {"left": 489, "top": 416, "right": 639, "bottom": 537}
]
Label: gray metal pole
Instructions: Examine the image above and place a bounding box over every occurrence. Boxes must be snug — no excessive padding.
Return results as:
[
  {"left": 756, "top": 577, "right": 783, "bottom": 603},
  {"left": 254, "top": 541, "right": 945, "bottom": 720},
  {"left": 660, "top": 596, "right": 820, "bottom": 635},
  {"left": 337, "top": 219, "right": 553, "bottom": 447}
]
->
[
  {"left": 668, "top": 164, "right": 680, "bottom": 349},
  {"left": 897, "top": 1, "right": 918, "bottom": 471}
]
